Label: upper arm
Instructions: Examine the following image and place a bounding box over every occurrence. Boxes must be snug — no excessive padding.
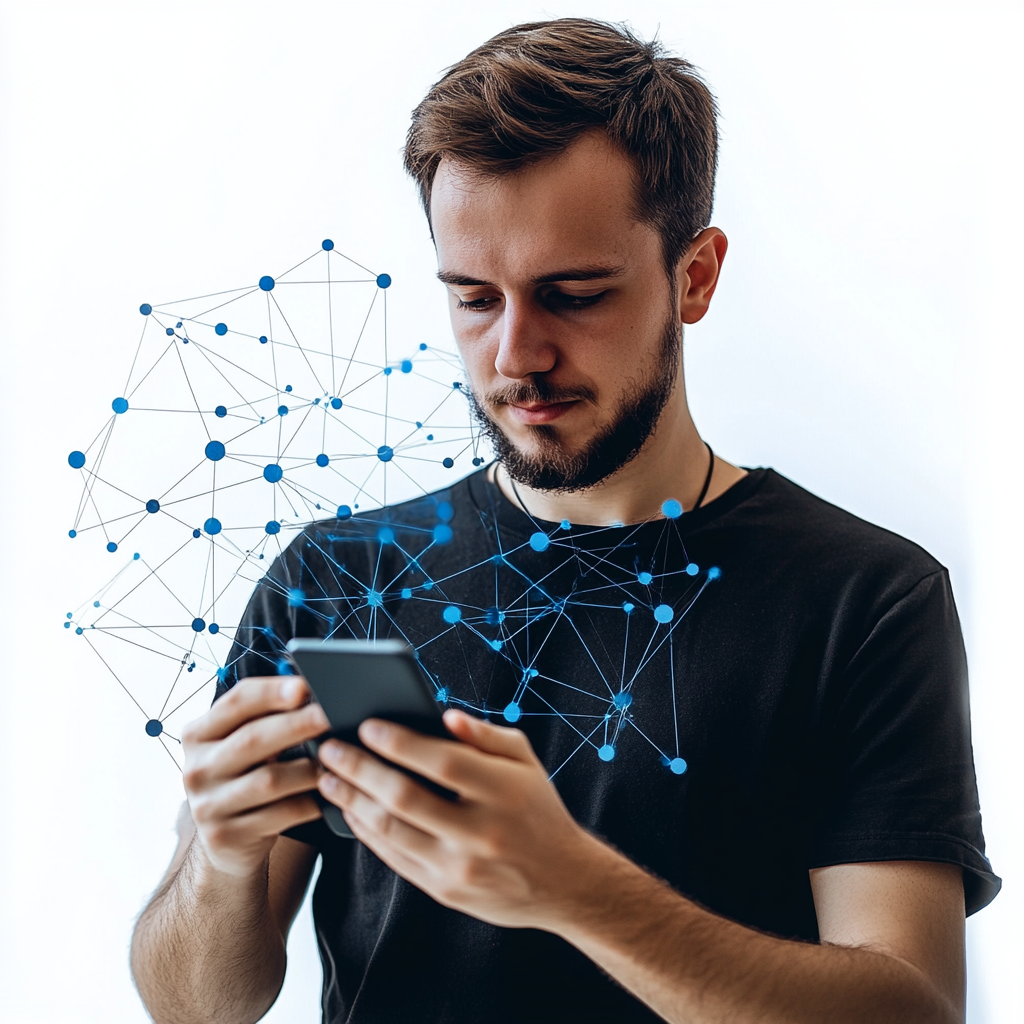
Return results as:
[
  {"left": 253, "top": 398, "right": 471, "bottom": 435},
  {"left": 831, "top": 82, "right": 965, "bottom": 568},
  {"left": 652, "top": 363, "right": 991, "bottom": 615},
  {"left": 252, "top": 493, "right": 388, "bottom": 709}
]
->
[
  {"left": 810, "top": 860, "right": 965, "bottom": 1020},
  {"left": 163, "top": 801, "right": 320, "bottom": 940}
]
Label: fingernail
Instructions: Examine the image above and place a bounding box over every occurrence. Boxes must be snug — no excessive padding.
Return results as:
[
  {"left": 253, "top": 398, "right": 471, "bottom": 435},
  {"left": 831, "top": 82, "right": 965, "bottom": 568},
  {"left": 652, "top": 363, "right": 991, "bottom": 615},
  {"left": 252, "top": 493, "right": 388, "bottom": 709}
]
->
[
  {"left": 281, "top": 676, "right": 301, "bottom": 700},
  {"left": 360, "top": 719, "right": 385, "bottom": 742}
]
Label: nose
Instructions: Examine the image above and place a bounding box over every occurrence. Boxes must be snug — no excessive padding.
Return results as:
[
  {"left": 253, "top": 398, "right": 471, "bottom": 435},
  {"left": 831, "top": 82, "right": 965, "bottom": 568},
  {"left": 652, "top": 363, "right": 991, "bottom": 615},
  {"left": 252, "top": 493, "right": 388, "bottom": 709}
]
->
[{"left": 492, "top": 296, "right": 557, "bottom": 381}]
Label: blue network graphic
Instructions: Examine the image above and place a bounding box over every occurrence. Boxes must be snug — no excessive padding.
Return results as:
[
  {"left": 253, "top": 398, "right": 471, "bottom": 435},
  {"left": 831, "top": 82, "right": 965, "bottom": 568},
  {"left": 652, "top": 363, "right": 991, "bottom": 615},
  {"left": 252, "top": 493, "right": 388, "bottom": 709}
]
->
[{"left": 64, "top": 240, "right": 716, "bottom": 778}]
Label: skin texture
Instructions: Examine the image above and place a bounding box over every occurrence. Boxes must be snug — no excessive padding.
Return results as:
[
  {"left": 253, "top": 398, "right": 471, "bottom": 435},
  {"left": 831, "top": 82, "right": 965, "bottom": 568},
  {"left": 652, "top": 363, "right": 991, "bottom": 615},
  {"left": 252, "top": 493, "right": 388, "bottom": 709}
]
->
[{"left": 130, "top": 134, "right": 968, "bottom": 1024}]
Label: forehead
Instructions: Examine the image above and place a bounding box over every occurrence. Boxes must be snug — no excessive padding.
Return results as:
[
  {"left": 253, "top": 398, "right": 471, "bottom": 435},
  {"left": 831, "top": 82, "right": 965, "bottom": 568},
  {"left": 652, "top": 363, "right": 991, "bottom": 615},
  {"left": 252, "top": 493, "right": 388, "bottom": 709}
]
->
[{"left": 430, "top": 133, "right": 660, "bottom": 277}]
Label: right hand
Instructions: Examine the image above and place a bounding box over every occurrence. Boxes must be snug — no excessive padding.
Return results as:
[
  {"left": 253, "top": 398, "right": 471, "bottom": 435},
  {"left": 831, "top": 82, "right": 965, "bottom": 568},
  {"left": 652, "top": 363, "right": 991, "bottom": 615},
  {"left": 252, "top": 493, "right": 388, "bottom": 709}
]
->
[{"left": 181, "top": 675, "right": 331, "bottom": 878}]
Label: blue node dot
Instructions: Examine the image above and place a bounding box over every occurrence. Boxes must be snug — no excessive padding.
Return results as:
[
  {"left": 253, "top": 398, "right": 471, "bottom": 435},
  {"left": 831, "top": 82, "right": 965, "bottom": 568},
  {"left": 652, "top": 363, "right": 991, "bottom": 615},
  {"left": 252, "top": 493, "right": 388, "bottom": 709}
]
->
[
  {"left": 433, "top": 523, "right": 453, "bottom": 544},
  {"left": 316, "top": 453, "right": 329, "bottom": 467},
  {"left": 598, "top": 744, "right": 616, "bottom": 762},
  {"left": 64, "top": 621, "right": 70, "bottom": 629},
  {"left": 419, "top": 342, "right": 428, "bottom": 351},
  {"left": 529, "top": 532, "right": 550, "bottom": 552},
  {"left": 377, "top": 445, "right": 394, "bottom": 462},
  {"left": 421, "top": 579, "right": 434, "bottom": 590},
  {"left": 265, "top": 520, "right": 281, "bottom": 535},
  {"left": 376, "top": 273, "right": 392, "bottom": 288},
  {"left": 106, "top": 541, "right": 118, "bottom": 552},
  {"left": 205, "top": 440, "right": 226, "bottom": 461},
  {"left": 637, "top": 571, "right": 653, "bottom": 585},
  {"left": 112, "top": 397, "right": 129, "bottom": 414},
  {"left": 66, "top": 612, "right": 73, "bottom": 619},
  {"left": 139, "top": 303, "right": 152, "bottom": 315},
  {"left": 263, "top": 463, "right": 283, "bottom": 483},
  {"left": 336, "top": 504, "right": 352, "bottom": 520},
  {"left": 415, "top": 421, "right": 422, "bottom": 428},
  {"left": 276, "top": 659, "right": 294, "bottom": 676},
  {"left": 708, "top": 566, "right": 722, "bottom": 580},
  {"left": 191, "top": 617, "right": 206, "bottom": 632},
  {"left": 133, "top": 552, "right": 140, "bottom": 560},
  {"left": 146, "top": 499, "right": 160, "bottom": 513},
  {"left": 485, "top": 606, "right": 505, "bottom": 625},
  {"left": 622, "top": 601, "right": 634, "bottom": 613},
  {"left": 670, "top": 757, "right": 688, "bottom": 775},
  {"left": 215, "top": 405, "right": 227, "bottom": 418},
  {"left": 285, "top": 384, "right": 292, "bottom": 393},
  {"left": 662, "top": 498, "right": 683, "bottom": 519},
  {"left": 503, "top": 702, "right": 522, "bottom": 723},
  {"left": 400, "top": 359, "right": 413, "bottom": 373},
  {"left": 204, "top": 517, "right": 222, "bottom": 535},
  {"left": 258, "top": 275, "right": 275, "bottom": 291},
  {"left": 192, "top": 528, "right": 201, "bottom": 538},
  {"left": 489, "top": 638, "right": 503, "bottom": 651},
  {"left": 287, "top": 588, "right": 305, "bottom": 607},
  {"left": 437, "top": 501, "right": 454, "bottom": 522},
  {"left": 613, "top": 691, "right": 633, "bottom": 710},
  {"left": 436, "top": 686, "right": 449, "bottom": 703},
  {"left": 330, "top": 397, "right": 342, "bottom": 409},
  {"left": 561, "top": 519, "right": 571, "bottom": 530},
  {"left": 401, "top": 587, "right": 412, "bottom": 599},
  {"left": 93, "top": 600, "right": 100, "bottom": 608},
  {"left": 68, "top": 529, "right": 77, "bottom": 538},
  {"left": 442, "top": 457, "right": 454, "bottom": 468},
  {"left": 427, "top": 434, "right": 434, "bottom": 441},
  {"left": 378, "top": 526, "right": 395, "bottom": 544},
  {"left": 686, "top": 562, "right": 699, "bottom": 576},
  {"left": 277, "top": 405, "right": 288, "bottom": 416},
  {"left": 383, "top": 366, "right": 392, "bottom": 376},
  {"left": 176, "top": 321, "right": 182, "bottom": 328},
  {"left": 75, "top": 626, "right": 83, "bottom": 634},
  {"left": 166, "top": 327, "right": 175, "bottom": 336},
  {"left": 366, "top": 589, "right": 383, "bottom": 608},
  {"left": 259, "top": 335, "right": 268, "bottom": 344},
  {"left": 145, "top": 719, "right": 163, "bottom": 737},
  {"left": 654, "top": 603, "right": 674, "bottom": 624},
  {"left": 68, "top": 450, "right": 86, "bottom": 469},
  {"left": 442, "top": 605, "right": 461, "bottom": 624},
  {"left": 208, "top": 622, "right": 220, "bottom": 634},
  {"left": 452, "top": 381, "right": 461, "bottom": 389},
  {"left": 473, "top": 457, "right": 483, "bottom": 466},
  {"left": 528, "top": 668, "right": 539, "bottom": 678},
  {"left": 322, "top": 238, "right": 334, "bottom": 250},
  {"left": 215, "top": 323, "right": 228, "bottom": 336}
]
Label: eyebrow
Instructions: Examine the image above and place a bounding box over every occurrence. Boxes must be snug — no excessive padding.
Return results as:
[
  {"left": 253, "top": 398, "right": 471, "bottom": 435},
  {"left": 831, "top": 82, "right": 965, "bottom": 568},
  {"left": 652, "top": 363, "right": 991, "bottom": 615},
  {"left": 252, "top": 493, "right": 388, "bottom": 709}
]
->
[{"left": 436, "top": 264, "right": 627, "bottom": 287}]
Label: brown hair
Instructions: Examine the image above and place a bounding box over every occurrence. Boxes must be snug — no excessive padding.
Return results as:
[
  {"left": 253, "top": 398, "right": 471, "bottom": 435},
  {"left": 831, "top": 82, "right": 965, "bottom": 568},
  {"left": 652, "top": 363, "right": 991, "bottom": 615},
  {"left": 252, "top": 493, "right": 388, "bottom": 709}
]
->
[{"left": 403, "top": 18, "right": 719, "bottom": 273}]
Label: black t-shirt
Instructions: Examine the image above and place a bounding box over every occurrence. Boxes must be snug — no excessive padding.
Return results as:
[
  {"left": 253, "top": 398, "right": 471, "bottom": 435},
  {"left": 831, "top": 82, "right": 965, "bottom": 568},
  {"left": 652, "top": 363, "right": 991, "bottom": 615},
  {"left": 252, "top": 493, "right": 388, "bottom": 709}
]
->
[{"left": 219, "top": 467, "right": 998, "bottom": 1024}]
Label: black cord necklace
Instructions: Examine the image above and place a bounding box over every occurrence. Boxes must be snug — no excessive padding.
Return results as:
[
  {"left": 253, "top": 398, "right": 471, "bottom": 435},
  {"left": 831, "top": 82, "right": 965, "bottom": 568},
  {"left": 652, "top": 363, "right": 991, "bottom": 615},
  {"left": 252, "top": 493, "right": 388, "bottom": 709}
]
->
[{"left": 500, "top": 440, "right": 716, "bottom": 521}]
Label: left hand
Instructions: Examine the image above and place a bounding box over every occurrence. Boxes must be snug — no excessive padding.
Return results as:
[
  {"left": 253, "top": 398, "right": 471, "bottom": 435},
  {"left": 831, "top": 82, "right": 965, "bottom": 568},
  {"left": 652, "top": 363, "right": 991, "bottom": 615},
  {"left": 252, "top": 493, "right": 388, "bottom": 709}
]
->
[{"left": 315, "top": 709, "right": 608, "bottom": 930}]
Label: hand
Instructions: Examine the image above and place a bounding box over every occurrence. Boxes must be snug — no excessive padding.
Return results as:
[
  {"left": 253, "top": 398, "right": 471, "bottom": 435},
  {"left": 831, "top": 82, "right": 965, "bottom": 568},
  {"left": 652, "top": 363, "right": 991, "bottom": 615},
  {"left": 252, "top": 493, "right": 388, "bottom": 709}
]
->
[
  {"left": 181, "top": 676, "right": 330, "bottom": 878},
  {"left": 315, "top": 709, "right": 610, "bottom": 930}
]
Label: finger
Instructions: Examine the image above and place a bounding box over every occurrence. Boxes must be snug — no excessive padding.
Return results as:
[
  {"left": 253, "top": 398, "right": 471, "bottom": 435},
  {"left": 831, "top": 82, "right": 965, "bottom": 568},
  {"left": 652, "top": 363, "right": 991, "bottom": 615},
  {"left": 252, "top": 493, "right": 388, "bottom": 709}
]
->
[
  {"left": 184, "top": 675, "right": 311, "bottom": 744},
  {"left": 206, "top": 791, "right": 323, "bottom": 845},
  {"left": 342, "top": 808, "right": 435, "bottom": 889},
  {"left": 317, "top": 740, "right": 463, "bottom": 834},
  {"left": 441, "top": 710, "right": 539, "bottom": 763},
  {"left": 193, "top": 757, "right": 321, "bottom": 822},
  {"left": 211, "top": 701, "right": 330, "bottom": 779}
]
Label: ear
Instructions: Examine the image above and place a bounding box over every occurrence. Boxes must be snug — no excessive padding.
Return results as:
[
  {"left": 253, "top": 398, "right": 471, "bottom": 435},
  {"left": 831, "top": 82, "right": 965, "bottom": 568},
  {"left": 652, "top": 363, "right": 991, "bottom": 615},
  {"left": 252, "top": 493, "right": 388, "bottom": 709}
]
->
[{"left": 675, "top": 227, "right": 728, "bottom": 325}]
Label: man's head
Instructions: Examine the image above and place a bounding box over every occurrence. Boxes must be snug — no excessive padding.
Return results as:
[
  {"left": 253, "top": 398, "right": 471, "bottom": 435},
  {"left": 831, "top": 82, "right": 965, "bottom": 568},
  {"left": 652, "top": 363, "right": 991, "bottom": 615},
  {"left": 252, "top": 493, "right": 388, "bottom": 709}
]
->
[{"left": 404, "top": 19, "right": 725, "bottom": 492}]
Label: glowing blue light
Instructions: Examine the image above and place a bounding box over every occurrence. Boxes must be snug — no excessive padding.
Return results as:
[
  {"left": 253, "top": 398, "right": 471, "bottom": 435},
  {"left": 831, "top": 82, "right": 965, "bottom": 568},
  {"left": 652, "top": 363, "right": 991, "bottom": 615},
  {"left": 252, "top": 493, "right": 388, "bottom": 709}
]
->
[
  {"left": 529, "top": 532, "right": 550, "bottom": 552},
  {"left": 400, "top": 359, "right": 412, "bottom": 373},
  {"left": 503, "top": 702, "right": 522, "bottom": 723},
  {"left": 661, "top": 498, "right": 682, "bottom": 519},
  {"left": 686, "top": 562, "right": 699, "bottom": 576},
  {"left": 637, "top": 571, "right": 653, "bottom": 585},
  {"left": 708, "top": 566, "right": 721, "bottom": 580},
  {"left": 598, "top": 744, "right": 616, "bottom": 762},
  {"left": 613, "top": 691, "right": 632, "bottom": 710},
  {"left": 653, "top": 604, "right": 674, "bottom": 623},
  {"left": 433, "top": 523, "right": 453, "bottom": 544},
  {"left": 669, "top": 757, "right": 688, "bottom": 775},
  {"left": 443, "top": 605, "right": 461, "bottom": 624},
  {"left": 336, "top": 505, "right": 352, "bottom": 520},
  {"left": 287, "top": 589, "right": 305, "bottom": 607},
  {"left": 378, "top": 526, "right": 394, "bottom": 544}
]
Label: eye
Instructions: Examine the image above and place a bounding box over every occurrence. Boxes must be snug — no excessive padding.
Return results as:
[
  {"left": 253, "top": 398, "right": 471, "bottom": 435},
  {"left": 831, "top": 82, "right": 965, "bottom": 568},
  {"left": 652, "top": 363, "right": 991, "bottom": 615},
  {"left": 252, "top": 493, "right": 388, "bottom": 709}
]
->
[
  {"left": 455, "top": 296, "right": 498, "bottom": 312},
  {"left": 544, "top": 290, "right": 608, "bottom": 311}
]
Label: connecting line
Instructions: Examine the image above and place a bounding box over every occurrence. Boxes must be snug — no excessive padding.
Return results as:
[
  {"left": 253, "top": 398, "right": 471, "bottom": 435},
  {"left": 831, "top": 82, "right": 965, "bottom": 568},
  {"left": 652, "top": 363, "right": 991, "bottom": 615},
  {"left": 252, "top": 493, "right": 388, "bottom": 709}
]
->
[{"left": 548, "top": 718, "right": 609, "bottom": 781}]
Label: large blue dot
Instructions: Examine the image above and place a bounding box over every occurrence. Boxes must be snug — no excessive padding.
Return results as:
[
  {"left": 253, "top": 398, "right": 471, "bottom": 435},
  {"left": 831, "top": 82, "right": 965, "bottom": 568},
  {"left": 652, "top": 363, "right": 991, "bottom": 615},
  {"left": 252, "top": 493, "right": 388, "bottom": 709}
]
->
[
  {"left": 529, "top": 532, "right": 550, "bottom": 552},
  {"left": 442, "top": 605, "right": 461, "bottom": 624},
  {"left": 669, "top": 757, "right": 688, "bottom": 775},
  {"left": 376, "top": 273, "right": 392, "bottom": 288},
  {"left": 330, "top": 397, "right": 342, "bottom": 410},
  {"left": 637, "top": 571, "right": 653, "bottom": 585},
  {"left": 192, "top": 528, "right": 201, "bottom": 538},
  {"left": 205, "top": 440, "right": 226, "bottom": 461},
  {"left": 433, "top": 523, "right": 453, "bottom": 544},
  {"left": 383, "top": 366, "right": 392, "bottom": 376},
  {"left": 112, "top": 397, "right": 129, "bottom": 414},
  {"left": 287, "top": 588, "right": 305, "bottom": 607},
  {"left": 68, "top": 529, "right": 77, "bottom": 538},
  {"left": 259, "top": 275, "right": 275, "bottom": 291},
  {"left": 598, "top": 744, "right": 616, "bottom": 762},
  {"left": 259, "top": 335, "right": 268, "bottom": 344},
  {"left": 139, "top": 303, "right": 152, "bottom": 315},
  {"left": 686, "top": 562, "right": 699, "bottom": 576},
  {"left": 191, "top": 617, "right": 206, "bottom": 632},
  {"left": 263, "top": 463, "right": 283, "bottom": 483},
  {"left": 145, "top": 719, "right": 163, "bottom": 737},
  {"left": 214, "top": 405, "right": 227, "bottom": 418},
  {"left": 503, "top": 702, "right": 522, "bottom": 723},
  {"left": 106, "top": 541, "right": 118, "bottom": 553},
  {"left": 68, "top": 451, "right": 86, "bottom": 469},
  {"left": 204, "top": 517, "right": 222, "bottom": 535},
  {"left": 265, "top": 520, "right": 281, "bottom": 535},
  {"left": 613, "top": 691, "right": 633, "bottom": 709},
  {"left": 336, "top": 504, "right": 352, "bottom": 520},
  {"left": 437, "top": 501, "right": 454, "bottom": 522},
  {"left": 277, "top": 405, "right": 288, "bottom": 417},
  {"left": 708, "top": 566, "right": 721, "bottom": 580},
  {"left": 377, "top": 445, "right": 394, "bottom": 462},
  {"left": 662, "top": 498, "right": 683, "bottom": 519},
  {"left": 378, "top": 526, "right": 395, "bottom": 545},
  {"left": 215, "top": 323, "right": 228, "bottom": 336},
  {"left": 654, "top": 604, "right": 674, "bottom": 623},
  {"left": 316, "top": 453, "right": 329, "bottom": 467},
  {"left": 442, "top": 457, "right": 454, "bottom": 468},
  {"left": 401, "top": 359, "right": 413, "bottom": 373},
  {"left": 209, "top": 622, "right": 220, "bottom": 634},
  {"left": 146, "top": 499, "right": 160, "bottom": 513},
  {"left": 322, "top": 238, "right": 334, "bottom": 251}
]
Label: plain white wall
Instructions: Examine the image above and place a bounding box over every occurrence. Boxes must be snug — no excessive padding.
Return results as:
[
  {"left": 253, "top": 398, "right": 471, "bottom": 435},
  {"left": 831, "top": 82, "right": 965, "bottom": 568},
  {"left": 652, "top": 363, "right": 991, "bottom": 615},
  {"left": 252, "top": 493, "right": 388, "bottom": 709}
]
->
[{"left": 0, "top": 1, "right": 1020, "bottom": 1021}]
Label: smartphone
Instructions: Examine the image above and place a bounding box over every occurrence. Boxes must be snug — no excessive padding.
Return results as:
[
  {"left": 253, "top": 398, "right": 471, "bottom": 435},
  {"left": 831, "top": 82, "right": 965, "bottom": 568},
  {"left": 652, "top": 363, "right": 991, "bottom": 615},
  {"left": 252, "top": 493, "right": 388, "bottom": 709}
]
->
[{"left": 285, "top": 638, "right": 450, "bottom": 838}]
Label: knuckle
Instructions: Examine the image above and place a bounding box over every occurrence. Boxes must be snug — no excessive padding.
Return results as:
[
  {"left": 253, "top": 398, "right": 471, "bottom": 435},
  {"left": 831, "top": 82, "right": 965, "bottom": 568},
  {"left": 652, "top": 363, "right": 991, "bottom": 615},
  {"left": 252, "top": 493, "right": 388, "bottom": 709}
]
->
[{"left": 182, "top": 763, "right": 207, "bottom": 793}]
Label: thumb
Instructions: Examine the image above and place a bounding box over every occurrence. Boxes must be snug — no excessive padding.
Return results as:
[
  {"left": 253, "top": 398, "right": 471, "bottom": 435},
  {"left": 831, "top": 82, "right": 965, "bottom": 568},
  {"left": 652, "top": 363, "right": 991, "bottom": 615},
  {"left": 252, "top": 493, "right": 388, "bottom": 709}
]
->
[{"left": 443, "top": 709, "right": 538, "bottom": 763}]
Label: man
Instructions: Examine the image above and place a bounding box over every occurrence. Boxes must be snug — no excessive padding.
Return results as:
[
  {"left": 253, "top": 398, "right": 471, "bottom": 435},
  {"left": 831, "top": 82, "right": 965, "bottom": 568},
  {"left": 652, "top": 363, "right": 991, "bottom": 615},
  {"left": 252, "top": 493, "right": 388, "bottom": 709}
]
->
[{"left": 130, "top": 18, "right": 998, "bottom": 1024}]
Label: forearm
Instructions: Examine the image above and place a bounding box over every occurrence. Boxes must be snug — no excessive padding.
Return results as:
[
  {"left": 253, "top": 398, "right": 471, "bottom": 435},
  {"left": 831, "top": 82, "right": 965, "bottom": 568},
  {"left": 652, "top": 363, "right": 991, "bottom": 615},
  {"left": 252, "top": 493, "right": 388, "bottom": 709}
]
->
[
  {"left": 131, "top": 837, "right": 286, "bottom": 1024},
  {"left": 552, "top": 838, "right": 960, "bottom": 1024}
]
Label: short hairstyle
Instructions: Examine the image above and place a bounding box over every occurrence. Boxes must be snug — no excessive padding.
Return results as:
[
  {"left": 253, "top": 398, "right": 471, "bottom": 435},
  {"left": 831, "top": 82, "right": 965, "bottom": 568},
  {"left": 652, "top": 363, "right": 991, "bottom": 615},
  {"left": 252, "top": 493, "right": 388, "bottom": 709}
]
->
[{"left": 403, "top": 18, "right": 719, "bottom": 273}]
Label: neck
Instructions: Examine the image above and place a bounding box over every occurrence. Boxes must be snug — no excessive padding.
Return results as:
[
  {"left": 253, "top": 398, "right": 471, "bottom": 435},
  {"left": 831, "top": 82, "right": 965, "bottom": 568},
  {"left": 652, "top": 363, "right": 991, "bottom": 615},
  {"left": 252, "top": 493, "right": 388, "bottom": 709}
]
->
[{"left": 491, "top": 388, "right": 746, "bottom": 526}]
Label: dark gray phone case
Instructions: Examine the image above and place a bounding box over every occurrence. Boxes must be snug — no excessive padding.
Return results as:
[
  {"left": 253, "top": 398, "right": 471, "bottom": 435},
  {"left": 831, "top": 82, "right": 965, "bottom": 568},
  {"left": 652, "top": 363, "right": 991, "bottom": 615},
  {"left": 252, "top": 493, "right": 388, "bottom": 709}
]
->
[{"left": 285, "top": 638, "right": 448, "bottom": 838}]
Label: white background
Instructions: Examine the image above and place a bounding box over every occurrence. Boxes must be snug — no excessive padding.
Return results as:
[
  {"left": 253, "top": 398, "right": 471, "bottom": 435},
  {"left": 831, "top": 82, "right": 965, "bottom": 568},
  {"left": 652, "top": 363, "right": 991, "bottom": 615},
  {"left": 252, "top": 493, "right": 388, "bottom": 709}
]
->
[{"left": 1, "top": 1, "right": 1020, "bottom": 1021}]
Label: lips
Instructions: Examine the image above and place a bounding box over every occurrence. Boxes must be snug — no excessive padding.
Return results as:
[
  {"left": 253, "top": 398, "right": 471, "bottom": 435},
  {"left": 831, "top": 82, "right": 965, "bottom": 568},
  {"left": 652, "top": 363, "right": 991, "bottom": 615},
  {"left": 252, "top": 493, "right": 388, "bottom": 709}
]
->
[{"left": 506, "top": 400, "right": 579, "bottom": 425}]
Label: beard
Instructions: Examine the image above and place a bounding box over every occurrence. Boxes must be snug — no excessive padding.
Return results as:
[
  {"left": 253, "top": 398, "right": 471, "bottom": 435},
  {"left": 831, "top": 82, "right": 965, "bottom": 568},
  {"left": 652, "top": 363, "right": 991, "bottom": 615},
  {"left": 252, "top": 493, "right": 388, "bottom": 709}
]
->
[{"left": 466, "top": 313, "right": 681, "bottom": 494}]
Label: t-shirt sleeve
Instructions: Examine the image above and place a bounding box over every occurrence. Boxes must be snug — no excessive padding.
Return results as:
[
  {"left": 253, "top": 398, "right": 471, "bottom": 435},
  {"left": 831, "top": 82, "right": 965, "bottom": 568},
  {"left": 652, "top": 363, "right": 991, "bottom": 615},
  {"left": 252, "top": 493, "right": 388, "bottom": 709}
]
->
[{"left": 809, "top": 569, "right": 1000, "bottom": 915}]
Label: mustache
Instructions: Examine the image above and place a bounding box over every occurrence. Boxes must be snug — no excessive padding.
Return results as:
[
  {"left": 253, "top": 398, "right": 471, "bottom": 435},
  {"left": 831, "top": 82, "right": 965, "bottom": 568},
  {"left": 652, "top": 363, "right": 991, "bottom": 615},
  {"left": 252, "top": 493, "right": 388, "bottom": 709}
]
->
[{"left": 483, "top": 378, "right": 598, "bottom": 408}]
